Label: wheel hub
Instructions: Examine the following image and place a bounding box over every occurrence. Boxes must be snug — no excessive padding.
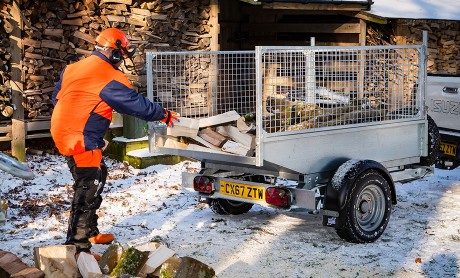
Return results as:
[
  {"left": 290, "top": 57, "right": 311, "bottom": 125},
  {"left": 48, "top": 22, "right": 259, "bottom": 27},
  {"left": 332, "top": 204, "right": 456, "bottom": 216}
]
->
[
  {"left": 355, "top": 184, "right": 385, "bottom": 231},
  {"left": 359, "top": 199, "right": 370, "bottom": 213}
]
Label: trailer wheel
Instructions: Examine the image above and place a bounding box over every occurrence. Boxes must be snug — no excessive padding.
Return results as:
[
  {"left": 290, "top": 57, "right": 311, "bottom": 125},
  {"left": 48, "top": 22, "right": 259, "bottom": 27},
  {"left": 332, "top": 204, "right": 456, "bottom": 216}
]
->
[
  {"left": 210, "top": 199, "right": 254, "bottom": 215},
  {"left": 336, "top": 170, "right": 392, "bottom": 243},
  {"left": 419, "top": 115, "right": 440, "bottom": 166}
]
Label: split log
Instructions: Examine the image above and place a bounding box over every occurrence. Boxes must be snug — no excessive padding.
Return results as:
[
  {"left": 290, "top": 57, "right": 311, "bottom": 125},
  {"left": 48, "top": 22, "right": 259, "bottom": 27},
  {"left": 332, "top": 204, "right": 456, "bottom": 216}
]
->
[
  {"left": 73, "top": 30, "right": 94, "bottom": 44},
  {"left": 61, "top": 18, "right": 83, "bottom": 26},
  {"left": 66, "top": 11, "right": 88, "bottom": 18},
  {"left": 164, "top": 138, "right": 188, "bottom": 150},
  {"left": 187, "top": 143, "right": 227, "bottom": 154},
  {"left": 33, "top": 245, "right": 79, "bottom": 278},
  {"left": 106, "top": 15, "right": 128, "bottom": 23},
  {"left": 137, "top": 245, "right": 175, "bottom": 277},
  {"left": 216, "top": 125, "right": 255, "bottom": 149},
  {"left": 41, "top": 40, "right": 61, "bottom": 50},
  {"left": 166, "top": 117, "right": 200, "bottom": 138},
  {"left": 43, "top": 29, "right": 64, "bottom": 37},
  {"left": 98, "top": 244, "right": 124, "bottom": 275},
  {"left": 75, "top": 48, "right": 92, "bottom": 56},
  {"left": 110, "top": 247, "right": 148, "bottom": 277},
  {"left": 199, "top": 111, "right": 241, "bottom": 128},
  {"left": 0, "top": 250, "right": 44, "bottom": 278},
  {"left": 131, "top": 8, "right": 151, "bottom": 17},
  {"left": 102, "top": 4, "right": 128, "bottom": 12},
  {"left": 198, "top": 128, "right": 227, "bottom": 148},
  {"left": 3, "top": 18, "right": 14, "bottom": 33},
  {"left": 221, "top": 140, "right": 252, "bottom": 156},
  {"left": 24, "top": 52, "right": 43, "bottom": 59},
  {"left": 159, "top": 256, "right": 215, "bottom": 278},
  {"left": 23, "top": 38, "right": 41, "bottom": 48},
  {"left": 236, "top": 117, "right": 254, "bottom": 133},
  {"left": 151, "top": 13, "right": 168, "bottom": 20},
  {"left": 191, "top": 136, "right": 222, "bottom": 151},
  {"left": 156, "top": 256, "right": 181, "bottom": 277},
  {"left": 77, "top": 252, "right": 102, "bottom": 278},
  {"left": 100, "top": 0, "right": 133, "bottom": 4}
]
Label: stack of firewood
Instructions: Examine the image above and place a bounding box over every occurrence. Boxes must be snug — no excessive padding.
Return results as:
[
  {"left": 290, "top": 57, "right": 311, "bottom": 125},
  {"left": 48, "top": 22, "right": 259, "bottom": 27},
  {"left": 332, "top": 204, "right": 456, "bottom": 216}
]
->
[
  {"left": 0, "top": 4, "right": 14, "bottom": 119},
  {"left": 31, "top": 243, "right": 215, "bottom": 278},
  {"left": 16, "top": 0, "right": 212, "bottom": 119},
  {"left": 152, "top": 55, "right": 212, "bottom": 117},
  {"left": 404, "top": 19, "right": 460, "bottom": 75},
  {"left": 367, "top": 20, "right": 460, "bottom": 75},
  {"left": 151, "top": 110, "right": 257, "bottom": 157},
  {"left": 0, "top": 242, "right": 215, "bottom": 277}
]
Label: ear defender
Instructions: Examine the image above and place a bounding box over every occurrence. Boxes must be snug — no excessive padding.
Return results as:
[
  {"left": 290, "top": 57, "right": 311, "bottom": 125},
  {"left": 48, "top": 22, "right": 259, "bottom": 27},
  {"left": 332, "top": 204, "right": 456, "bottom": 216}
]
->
[{"left": 109, "top": 40, "right": 123, "bottom": 64}]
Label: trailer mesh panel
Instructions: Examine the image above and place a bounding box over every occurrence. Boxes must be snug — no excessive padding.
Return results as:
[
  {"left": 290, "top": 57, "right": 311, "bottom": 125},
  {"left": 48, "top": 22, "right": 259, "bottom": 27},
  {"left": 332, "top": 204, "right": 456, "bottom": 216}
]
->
[{"left": 148, "top": 46, "right": 422, "bottom": 134}]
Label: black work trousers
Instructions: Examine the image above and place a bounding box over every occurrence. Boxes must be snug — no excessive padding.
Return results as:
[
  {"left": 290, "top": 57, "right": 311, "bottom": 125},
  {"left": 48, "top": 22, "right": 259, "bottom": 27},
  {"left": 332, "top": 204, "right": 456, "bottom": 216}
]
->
[{"left": 65, "top": 156, "right": 107, "bottom": 252}]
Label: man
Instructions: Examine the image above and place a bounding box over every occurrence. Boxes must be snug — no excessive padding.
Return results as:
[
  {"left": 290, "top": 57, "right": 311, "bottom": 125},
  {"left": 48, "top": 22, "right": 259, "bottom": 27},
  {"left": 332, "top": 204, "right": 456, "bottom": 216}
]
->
[{"left": 50, "top": 28, "right": 177, "bottom": 257}]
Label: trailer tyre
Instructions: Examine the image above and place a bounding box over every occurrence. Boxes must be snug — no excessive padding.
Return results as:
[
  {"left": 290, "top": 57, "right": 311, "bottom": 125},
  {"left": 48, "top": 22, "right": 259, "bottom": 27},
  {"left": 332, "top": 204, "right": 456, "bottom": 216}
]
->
[
  {"left": 336, "top": 170, "right": 392, "bottom": 243},
  {"left": 210, "top": 199, "right": 254, "bottom": 215},
  {"left": 419, "top": 115, "right": 440, "bottom": 166}
]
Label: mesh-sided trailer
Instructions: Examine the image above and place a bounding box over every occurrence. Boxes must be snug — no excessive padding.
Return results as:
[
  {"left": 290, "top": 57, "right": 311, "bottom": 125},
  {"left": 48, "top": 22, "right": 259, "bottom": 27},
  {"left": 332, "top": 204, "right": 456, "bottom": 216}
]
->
[{"left": 146, "top": 35, "right": 439, "bottom": 243}]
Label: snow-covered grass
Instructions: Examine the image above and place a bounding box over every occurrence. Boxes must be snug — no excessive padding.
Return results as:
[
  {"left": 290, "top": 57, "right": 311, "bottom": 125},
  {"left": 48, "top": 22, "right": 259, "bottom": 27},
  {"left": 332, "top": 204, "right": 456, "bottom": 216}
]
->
[{"left": 1, "top": 154, "right": 459, "bottom": 277}]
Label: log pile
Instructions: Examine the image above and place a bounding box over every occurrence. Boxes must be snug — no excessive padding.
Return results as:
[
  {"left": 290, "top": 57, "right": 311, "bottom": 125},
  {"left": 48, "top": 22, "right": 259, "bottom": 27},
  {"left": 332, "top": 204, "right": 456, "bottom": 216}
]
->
[
  {"left": 0, "top": 3, "right": 14, "bottom": 120},
  {"left": 152, "top": 55, "right": 213, "bottom": 117},
  {"left": 152, "top": 111, "right": 257, "bottom": 157},
  {"left": 365, "top": 23, "right": 422, "bottom": 108},
  {"left": 262, "top": 96, "right": 389, "bottom": 133},
  {"left": 15, "top": 0, "right": 212, "bottom": 119},
  {"left": 32, "top": 243, "right": 215, "bottom": 278},
  {"left": 153, "top": 91, "right": 416, "bottom": 147},
  {"left": 404, "top": 19, "right": 460, "bottom": 75},
  {"left": 367, "top": 20, "right": 460, "bottom": 75},
  {"left": 362, "top": 48, "right": 419, "bottom": 110}
]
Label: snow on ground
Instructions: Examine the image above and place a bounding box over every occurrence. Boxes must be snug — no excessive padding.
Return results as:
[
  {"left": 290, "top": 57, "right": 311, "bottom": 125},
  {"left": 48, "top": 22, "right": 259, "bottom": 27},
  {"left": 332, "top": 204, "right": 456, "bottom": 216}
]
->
[{"left": 1, "top": 153, "right": 460, "bottom": 277}]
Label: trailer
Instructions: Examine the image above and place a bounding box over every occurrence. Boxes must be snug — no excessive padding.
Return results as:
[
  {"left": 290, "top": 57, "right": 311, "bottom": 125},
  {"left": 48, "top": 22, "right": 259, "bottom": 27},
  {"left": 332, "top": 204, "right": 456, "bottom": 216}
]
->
[{"left": 145, "top": 34, "right": 438, "bottom": 243}]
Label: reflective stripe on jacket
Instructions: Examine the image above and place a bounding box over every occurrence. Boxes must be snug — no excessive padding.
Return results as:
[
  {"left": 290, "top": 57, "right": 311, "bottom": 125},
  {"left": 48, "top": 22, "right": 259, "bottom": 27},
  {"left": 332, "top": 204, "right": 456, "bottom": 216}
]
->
[{"left": 51, "top": 51, "right": 164, "bottom": 156}]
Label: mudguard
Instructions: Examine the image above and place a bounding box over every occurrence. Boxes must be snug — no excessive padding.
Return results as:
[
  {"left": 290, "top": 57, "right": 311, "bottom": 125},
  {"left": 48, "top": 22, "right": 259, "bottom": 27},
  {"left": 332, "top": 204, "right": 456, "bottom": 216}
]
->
[{"left": 322, "top": 159, "right": 396, "bottom": 227}]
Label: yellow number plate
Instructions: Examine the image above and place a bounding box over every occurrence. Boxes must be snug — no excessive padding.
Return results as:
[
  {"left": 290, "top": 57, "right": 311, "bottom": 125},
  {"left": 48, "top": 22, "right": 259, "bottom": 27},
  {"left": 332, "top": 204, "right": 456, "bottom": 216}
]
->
[
  {"left": 440, "top": 142, "right": 457, "bottom": 157},
  {"left": 220, "top": 180, "right": 265, "bottom": 201}
]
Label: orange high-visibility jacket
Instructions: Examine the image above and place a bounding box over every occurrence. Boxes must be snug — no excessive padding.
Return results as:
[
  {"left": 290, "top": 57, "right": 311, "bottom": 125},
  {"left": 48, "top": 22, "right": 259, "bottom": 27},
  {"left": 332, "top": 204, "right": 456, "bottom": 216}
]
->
[{"left": 51, "top": 51, "right": 164, "bottom": 156}]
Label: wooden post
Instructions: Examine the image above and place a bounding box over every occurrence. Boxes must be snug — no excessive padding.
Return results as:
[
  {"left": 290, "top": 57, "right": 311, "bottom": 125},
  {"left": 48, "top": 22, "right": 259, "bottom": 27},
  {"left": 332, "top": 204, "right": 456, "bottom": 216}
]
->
[
  {"left": 394, "top": 20, "right": 409, "bottom": 45},
  {"left": 208, "top": 0, "right": 220, "bottom": 117},
  {"left": 358, "top": 19, "right": 366, "bottom": 98},
  {"left": 10, "top": 0, "right": 26, "bottom": 162},
  {"left": 209, "top": 0, "right": 219, "bottom": 51}
]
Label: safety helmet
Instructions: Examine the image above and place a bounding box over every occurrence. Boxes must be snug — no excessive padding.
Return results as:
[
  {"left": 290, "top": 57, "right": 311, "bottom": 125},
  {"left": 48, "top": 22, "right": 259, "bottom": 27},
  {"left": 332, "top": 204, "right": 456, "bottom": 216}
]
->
[{"left": 95, "top": 28, "right": 136, "bottom": 58}]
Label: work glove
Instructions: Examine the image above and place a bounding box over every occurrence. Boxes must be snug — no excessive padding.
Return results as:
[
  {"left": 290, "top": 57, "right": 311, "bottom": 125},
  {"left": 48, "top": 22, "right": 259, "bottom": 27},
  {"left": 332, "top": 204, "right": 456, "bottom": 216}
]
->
[{"left": 161, "top": 108, "right": 178, "bottom": 127}]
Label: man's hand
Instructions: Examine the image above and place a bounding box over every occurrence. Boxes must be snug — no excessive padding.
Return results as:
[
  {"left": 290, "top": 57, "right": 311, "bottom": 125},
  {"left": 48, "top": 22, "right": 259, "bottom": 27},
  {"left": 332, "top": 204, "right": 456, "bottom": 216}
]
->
[{"left": 161, "top": 108, "right": 179, "bottom": 127}]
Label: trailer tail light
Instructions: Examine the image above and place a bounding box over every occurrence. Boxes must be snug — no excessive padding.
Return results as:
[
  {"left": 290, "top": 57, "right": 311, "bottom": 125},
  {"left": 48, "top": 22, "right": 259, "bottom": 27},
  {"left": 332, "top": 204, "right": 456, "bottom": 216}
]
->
[
  {"left": 265, "top": 187, "right": 290, "bottom": 208},
  {"left": 193, "top": 176, "right": 214, "bottom": 194}
]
